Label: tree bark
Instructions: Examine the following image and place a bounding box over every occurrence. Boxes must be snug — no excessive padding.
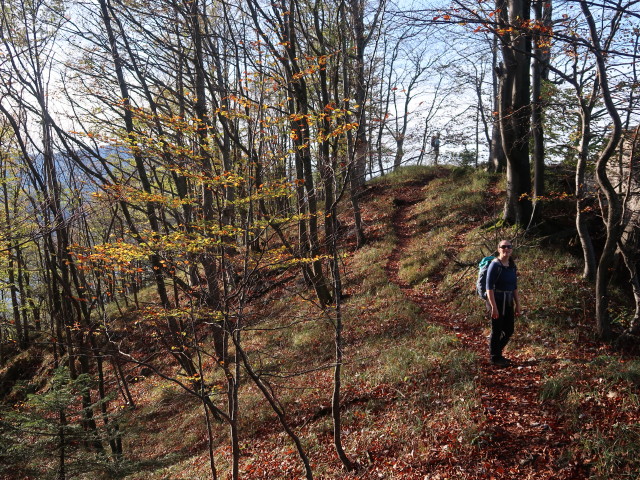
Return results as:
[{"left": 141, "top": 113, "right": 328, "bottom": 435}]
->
[
  {"left": 2, "top": 167, "right": 27, "bottom": 349},
  {"left": 532, "top": 0, "right": 546, "bottom": 202},
  {"left": 489, "top": 35, "right": 506, "bottom": 173},
  {"left": 350, "top": 0, "right": 369, "bottom": 187},
  {"left": 496, "top": 0, "right": 533, "bottom": 225},
  {"left": 575, "top": 102, "right": 597, "bottom": 281},
  {"left": 581, "top": 0, "right": 624, "bottom": 339}
]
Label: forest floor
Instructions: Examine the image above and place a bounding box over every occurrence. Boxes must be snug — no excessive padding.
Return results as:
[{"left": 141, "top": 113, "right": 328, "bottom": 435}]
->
[
  {"left": 380, "top": 179, "right": 594, "bottom": 479},
  {"left": 5, "top": 166, "right": 639, "bottom": 480},
  {"left": 174, "top": 167, "right": 639, "bottom": 479}
]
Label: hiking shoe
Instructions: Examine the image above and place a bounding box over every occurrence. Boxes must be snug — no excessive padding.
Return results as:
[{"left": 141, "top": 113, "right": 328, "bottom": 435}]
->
[{"left": 491, "top": 356, "right": 511, "bottom": 367}]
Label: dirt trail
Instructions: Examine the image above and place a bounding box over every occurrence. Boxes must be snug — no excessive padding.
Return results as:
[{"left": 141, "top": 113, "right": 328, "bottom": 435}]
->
[{"left": 384, "top": 184, "right": 587, "bottom": 480}]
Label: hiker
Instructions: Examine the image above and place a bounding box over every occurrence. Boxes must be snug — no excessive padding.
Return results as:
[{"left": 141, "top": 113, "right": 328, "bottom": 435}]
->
[{"left": 486, "top": 240, "right": 521, "bottom": 366}]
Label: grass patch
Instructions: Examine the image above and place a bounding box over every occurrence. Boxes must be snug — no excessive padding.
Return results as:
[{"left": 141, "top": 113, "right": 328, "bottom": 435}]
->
[
  {"left": 603, "top": 357, "right": 640, "bottom": 389},
  {"left": 363, "top": 325, "right": 476, "bottom": 389},
  {"left": 412, "top": 167, "right": 492, "bottom": 228},
  {"left": 368, "top": 324, "right": 460, "bottom": 385},
  {"left": 395, "top": 167, "right": 492, "bottom": 287},
  {"left": 580, "top": 423, "right": 640, "bottom": 480},
  {"left": 398, "top": 227, "right": 449, "bottom": 285},
  {"left": 348, "top": 242, "right": 393, "bottom": 296},
  {"left": 539, "top": 355, "right": 640, "bottom": 477},
  {"left": 540, "top": 365, "right": 581, "bottom": 403},
  {"left": 369, "top": 165, "right": 442, "bottom": 186}
]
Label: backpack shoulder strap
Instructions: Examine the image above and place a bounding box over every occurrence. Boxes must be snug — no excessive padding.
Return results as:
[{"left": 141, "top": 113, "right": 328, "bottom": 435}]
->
[
  {"left": 490, "top": 258, "right": 504, "bottom": 283},
  {"left": 479, "top": 255, "right": 495, "bottom": 268}
]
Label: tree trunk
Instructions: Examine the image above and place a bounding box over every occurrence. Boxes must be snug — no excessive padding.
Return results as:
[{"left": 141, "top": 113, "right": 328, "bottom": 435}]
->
[
  {"left": 246, "top": 0, "right": 333, "bottom": 305},
  {"left": 236, "top": 343, "right": 314, "bottom": 479},
  {"left": 350, "top": 0, "right": 368, "bottom": 187},
  {"left": 329, "top": 215, "right": 356, "bottom": 471},
  {"left": 581, "top": 0, "right": 624, "bottom": 339},
  {"left": 56, "top": 410, "right": 67, "bottom": 480},
  {"left": 394, "top": 136, "right": 405, "bottom": 171},
  {"left": 619, "top": 239, "right": 640, "bottom": 336},
  {"left": 339, "top": 6, "right": 366, "bottom": 248},
  {"left": 312, "top": 5, "right": 338, "bottom": 244},
  {"left": 2, "top": 176, "right": 26, "bottom": 349},
  {"left": 575, "top": 104, "right": 597, "bottom": 281},
  {"left": 489, "top": 35, "right": 506, "bottom": 173},
  {"left": 497, "top": 0, "right": 533, "bottom": 225},
  {"left": 532, "top": 0, "right": 546, "bottom": 203}
]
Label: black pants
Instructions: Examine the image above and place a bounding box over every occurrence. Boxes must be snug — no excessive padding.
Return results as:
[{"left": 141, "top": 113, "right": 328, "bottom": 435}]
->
[{"left": 488, "top": 295, "right": 515, "bottom": 359}]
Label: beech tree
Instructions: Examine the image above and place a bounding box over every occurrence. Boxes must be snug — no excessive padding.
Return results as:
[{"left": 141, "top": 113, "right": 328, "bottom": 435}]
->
[
  {"left": 543, "top": 0, "right": 637, "bottom": 337},
  {"left": 489, "top": 32, "right": 507, "bottom": 173},
  {"left": 495, "top": 0, "right": 534, "bottom": 225},
  {"left": 439, "top": 0, "right": 534, "bottom": 219},
  {"left": 531, "top": 0, "right": 552, "bottom": 202},
  {"left": 580, "top": 0, "right": 624, "bottom": 339},
  {"left": 389, "top": 31, "right": 442, "bottom": 170},
  {"left": 618, "top": 127, "right": 640, "bottom": 338}
]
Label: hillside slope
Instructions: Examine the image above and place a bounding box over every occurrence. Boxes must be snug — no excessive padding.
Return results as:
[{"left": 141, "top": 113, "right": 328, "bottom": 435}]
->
[
  {"left": 2, "top": 166, "right": 639, "bottom": 480},
  {"left": 354, "top": 166, "right": 639, "bottom": 480}
]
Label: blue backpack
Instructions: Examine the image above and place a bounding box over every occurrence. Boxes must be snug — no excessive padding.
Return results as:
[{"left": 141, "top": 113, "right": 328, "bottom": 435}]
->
[{"left": 476, "top": 256, "right": 500, "bottom": 299}]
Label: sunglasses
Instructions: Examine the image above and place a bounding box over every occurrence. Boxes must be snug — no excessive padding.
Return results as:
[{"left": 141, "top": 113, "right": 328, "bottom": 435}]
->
[{"left": 499, "top": 245, "right": 513, "bottom": 249}]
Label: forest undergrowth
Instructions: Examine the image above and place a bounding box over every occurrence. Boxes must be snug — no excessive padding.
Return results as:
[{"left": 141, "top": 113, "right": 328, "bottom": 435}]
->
[{"left": 2, "top": 165, "right": 640, "bottom": 480}]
